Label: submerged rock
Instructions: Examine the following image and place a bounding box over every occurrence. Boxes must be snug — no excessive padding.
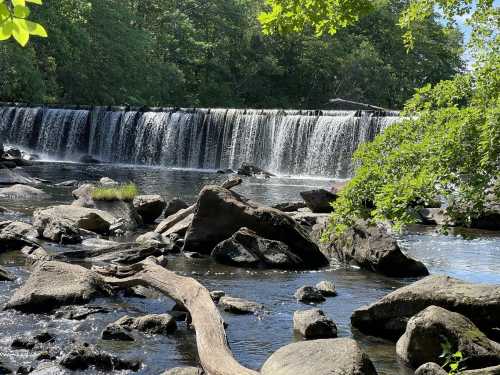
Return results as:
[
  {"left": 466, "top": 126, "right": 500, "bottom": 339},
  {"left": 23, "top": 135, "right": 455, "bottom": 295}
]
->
[
  {"left": 396, "top": 305, "right": 500, "bottom": 369},
  {"left": 293, "top": 309, "right": 338, "bottom": 339},
  {"left": 54, "top": 305, "right": 110, "bottom": 320},
  {"left": 351, "top": 275, "right": 500, "bottom": 341},
  {"left": 0, "top": 265, "right": 14, "bottom": 281},
  {"left": 300, "top": 189, "right": 338, "bottom": 213},
  {"left": 5, "top": 261, "right": 109, "bottom": 313},
  {"left": 60, "top": 343, "right": 140, "bottom": 371},
  {"left": 101, "top": 325, "right": 135, "bottom": 341},
  {"left": 219, "top": 296, "right": 264, "bottom": 314},
  {"left": 0, "top": 184, "right": 49, "bottom": 199},
  {"left": 324, "top": 220, "right": 428, "bottom": 277},
  {"left": 183, "top": 186, "right": 328, "bottom": 268},
  {"left": 211, "top": 227, "right": 304, "bottom": 269},
  {"left": 164, "top": 198, "right": 189, "bottom": 218},
  {"left": 294, "top": 286, "right": 325, "bottom": 304},
  {"left": 261, "top": 338, "right": 378, "bottom": 375}
]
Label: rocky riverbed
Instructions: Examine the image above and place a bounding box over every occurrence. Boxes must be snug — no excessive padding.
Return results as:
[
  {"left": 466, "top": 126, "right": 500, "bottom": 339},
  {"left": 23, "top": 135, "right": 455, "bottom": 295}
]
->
[{"left": 0, "top": 160, "right": 499, "bottom": 375}]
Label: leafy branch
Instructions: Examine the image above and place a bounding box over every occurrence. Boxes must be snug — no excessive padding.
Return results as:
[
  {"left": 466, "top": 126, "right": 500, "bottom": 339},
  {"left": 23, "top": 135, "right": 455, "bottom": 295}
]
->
[{"left": 0, "top": 0, "right": 47, "bottom": 46}]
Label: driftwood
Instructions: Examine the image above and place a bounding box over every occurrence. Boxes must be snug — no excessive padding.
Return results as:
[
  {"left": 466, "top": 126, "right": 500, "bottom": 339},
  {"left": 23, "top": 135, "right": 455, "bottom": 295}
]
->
[{"left": 94, "top": 258, "right": 258, "bottom": 375}]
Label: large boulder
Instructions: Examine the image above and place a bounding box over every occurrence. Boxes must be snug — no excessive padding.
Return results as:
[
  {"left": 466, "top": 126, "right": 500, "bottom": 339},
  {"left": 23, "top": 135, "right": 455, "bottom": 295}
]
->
[
  {"left": 156, "top": 206, "right": 194, "bottom": 237},
  {"left": 33, "top": 205, "right": 116, "bottom": 236},
  {"left": 300, "top": 189, "right": 338, "bottom": 213},
  {"left": 59, "top": 344, "right": 140, "bottom": 371},
  {"left": 261, "top": 338, "right": 378, "bottom": 375},
  {"left": 0, "top": 184, "right": 49, "bottom": 199},
  {"left": 211, "top": 227, "right": 303, "bottom": 269},
  {"left": 133, "top": 195, "right": 166, "bottom": 224},
  {"left": 351, "top": 275, "right": 500, "bottom": 341},
  {"left": 323, "top": 220, "right": 428, "bottom": 277},
  {"left": 396, "top": 306, "right": 500, "bottom": 369},
  {"left": 5, "top": 261, "right": 109, "bottom": 313},
  {"left": 293, "top": 309, "right": 337, "bottom": 339},
  {"left": 183, "top": 186, "right": 328, "bottom": 268}
]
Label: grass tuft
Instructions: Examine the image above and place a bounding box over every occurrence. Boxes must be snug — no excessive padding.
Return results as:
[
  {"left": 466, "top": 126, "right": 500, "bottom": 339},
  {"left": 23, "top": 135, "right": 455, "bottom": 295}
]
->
[{"left": 91, "top": 183, "right": 139, "bottom": 202}]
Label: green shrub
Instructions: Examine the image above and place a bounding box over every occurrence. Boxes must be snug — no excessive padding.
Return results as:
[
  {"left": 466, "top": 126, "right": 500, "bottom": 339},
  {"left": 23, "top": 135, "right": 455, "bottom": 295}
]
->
[{"left": 91, "top": 183, "right": 139, "bottom": 202}]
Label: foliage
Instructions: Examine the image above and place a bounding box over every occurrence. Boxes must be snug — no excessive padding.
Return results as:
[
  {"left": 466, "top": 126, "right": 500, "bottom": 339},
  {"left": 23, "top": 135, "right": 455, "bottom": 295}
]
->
[
  {"left": 0, "top": 0, "right": 46, "bottom": 46},
  {"left": 0, "top": 0, "right": 463, "bottom": 108},
  {"left": 440, "top": 339, "right": 466, "bottom": 374},
  {"left": 92, "top": 183, "right": 139, "bottom": 202}
]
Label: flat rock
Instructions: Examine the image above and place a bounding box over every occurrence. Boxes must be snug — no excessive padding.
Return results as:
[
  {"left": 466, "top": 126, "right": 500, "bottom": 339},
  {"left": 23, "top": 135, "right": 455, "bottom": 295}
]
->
[
  {"left": 396, "top": 305, "right": 500, "bottom": 369},
  {"left": 219, "top": 296, "right": 264, "bottom": 314},
  {"left": 294, "top": 286, "right": 326, "bottom": 304},
  {"left": 81, "top": 238, "right": 120, "bottom": 249},
  {"left": 5, "top": 261, "right": 109, "bottom": 313},
  {"left": 211, "top": 227, "right": 304, "bottom": 269},
  {"left": 133, "top": 195, "right": 166, "bottom": 224},
  {"left": 0, "top": 169, "right": 38, "bottom": 185},
  {"left": 0, "top": 184, "right": 49, "bottom": 199},
  {"left": 183, "top": 186, "right": 328, "bottom": 268},
  {"left": 324, "top": 220, "right": 429, "bottom": 277},
  {"left": 111, "top": 314, "right": 177, "bottom": 335},
  {"left": 351, "top": 275, "right": 500, "bottom": 341},
  {"left": 54, "top": 305, "right": 110, "bottom": 320},
  {"left": 261, "top": 338, "right": 378, "bottom": 375},
  {"left": 293, "top": 309, "right": 337, "bottom": 339}
]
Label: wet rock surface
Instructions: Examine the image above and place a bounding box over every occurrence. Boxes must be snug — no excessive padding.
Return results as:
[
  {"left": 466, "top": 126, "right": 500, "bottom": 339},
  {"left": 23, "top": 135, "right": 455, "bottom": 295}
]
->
[
  {"left": 219, "top": 296, "right": 264, "bottom": 314},
  {"left": 300, "top": 189, "right": 338, "bottom": 213},
  {"left": 293, "top": 309, "right": 338, "bottom": 339},
  {"left": 133, "top": 194, "right": 166, "bottom": 224},
  {"left": 164, "top": 198, "right": 189, "bottom": 218},
  {"left": 59, "top": 343, "right": 141, "bottom": 371},
  {"left": 294, "top": 286, "right": 326, "bottom": 304}
]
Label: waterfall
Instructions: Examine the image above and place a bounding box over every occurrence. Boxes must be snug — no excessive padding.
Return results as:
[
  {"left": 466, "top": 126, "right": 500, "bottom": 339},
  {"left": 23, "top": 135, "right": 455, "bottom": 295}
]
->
[{"left": 0, "top": 105, "right": 401, "bottom": 178}]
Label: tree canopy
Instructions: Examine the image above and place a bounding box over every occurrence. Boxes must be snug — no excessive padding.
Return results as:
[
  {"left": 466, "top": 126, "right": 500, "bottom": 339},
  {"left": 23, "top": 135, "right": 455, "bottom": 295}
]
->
[{"left": 0, "top": 0, "right": 463, "bottom": 109}]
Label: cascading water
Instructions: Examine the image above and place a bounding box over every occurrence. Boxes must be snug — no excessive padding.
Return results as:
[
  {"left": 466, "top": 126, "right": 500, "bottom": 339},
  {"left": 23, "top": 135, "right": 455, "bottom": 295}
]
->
[{"left": 0, "top": 106, "right": 400, "bottom": 178}]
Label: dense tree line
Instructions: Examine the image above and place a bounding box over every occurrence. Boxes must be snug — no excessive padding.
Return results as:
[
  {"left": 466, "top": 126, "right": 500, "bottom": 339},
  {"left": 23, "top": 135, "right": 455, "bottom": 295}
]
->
[{"left": 0, "top": 0, "right": 463, "bottom": 109}]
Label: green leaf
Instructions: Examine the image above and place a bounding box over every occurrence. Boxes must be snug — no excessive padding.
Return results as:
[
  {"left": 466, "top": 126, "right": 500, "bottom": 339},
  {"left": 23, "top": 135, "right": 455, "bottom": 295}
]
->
[
  {"left": 12, "top": 17, "right": 30, "bottom": 46},
  {"left": 13, "top": 5, "right": 30, "bottom": 18},
  {"left": 26, "top": 19, "right": 47, "bottom": 37},
  {"left": 0, "top": 19, "right": 13, "bottom": 41},
  {"left": 26, "top": 0, "right": 43, "bottom": 4},
  {"left": 11, "top": 0, "right": 25, "bottom": 6}
]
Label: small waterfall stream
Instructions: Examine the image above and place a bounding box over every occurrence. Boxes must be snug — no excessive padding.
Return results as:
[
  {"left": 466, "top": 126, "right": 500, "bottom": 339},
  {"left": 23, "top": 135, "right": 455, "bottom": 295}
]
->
[{"left": 0, "top": 106, "right": 400, "bottom": 178}]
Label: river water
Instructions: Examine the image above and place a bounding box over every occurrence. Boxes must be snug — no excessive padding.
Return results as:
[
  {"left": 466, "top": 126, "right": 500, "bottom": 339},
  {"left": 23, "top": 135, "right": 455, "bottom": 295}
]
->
[{"left": 0, "top": 162, "right": 499, "bottom": 374}]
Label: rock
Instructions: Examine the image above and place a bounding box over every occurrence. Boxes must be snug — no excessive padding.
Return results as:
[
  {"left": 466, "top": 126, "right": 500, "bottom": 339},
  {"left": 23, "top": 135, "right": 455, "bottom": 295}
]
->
[
  {"left": 133, "top": 195, "right": 166, "bottom": 224},
  {"left": 99, "top": 177, "right": 118, "bottom": 187},
  {"left": 237, "top": 163, "right": 275, "bottom": 178},
  {"left": 396, "top": 306, "right": 500, "bottom": 369},
  {"left": 71, "top": 184, "right": 95, "bottom": 207},
  {"left": 351, "top": 275, "right": 500, "bottom": 341},
  {"left": 34, "top": 331, "right": 55, "bottom": 344},
  {"left": 21, "top": 245, "right": 50, "bottom": 262},
  {"left": 0, "top": 184, "right": 49, "bottom": 199},
  {"left": 220, "top": 176, "right": 243, "bottom": 190},
  {"left": 210, "top": 290, "right": 225, "bottom": 303},
  {"left": 33, "top": 205, "right": 116, "bottom": 236},
  {"left": 415, "top": 363, "right": 447, "bottom": 375},
  {"left": 300, "top": 189, "right": 338, "bottom": 213},
  {"left": 290, "top": 212, "right": 330, "bottom": 228},
  {"left": 183, "top": 251, "right": 203, "bottom": 259},
  {"left": 0, "top": 168, "right": 38, "bottom": 185},
  {"left": 101, "top": 325, "right": 135, "bottom": 341},
  {"left": 54, "top": 305, "right": 110, "bottom": 320},
  {"left": 261, "top": 338, "right": 378, "bottom": 375},
  {"left": 419, "top": 208, "right": 453, "bottom": 226},
  {"left": 0, "top": 265, "right": 14, "bottom": 281},
  {"left": 162, "top": 368, "right": 204, "bottom": 375},
  {"left": 0, "top": 361, "right": 13, "bottom": 375},
  {"left": 111, "top": 314, "right": 177, "bottom": 335},
  {"left": 55, "top": 180, "right": 78, "bottom": 187},
  {"left": 156, "top": 206, "right": 194, "bottom": 236},
  {"left": 183, "top": 186, "right": 328, "bottom": 268},
  {"left": 315, "top": 280, "right": 337, "bottom": 297},
  {"left": 471, "top": 208, "right": 500, "bottom": 231},
  {"left": 211, "top": 228, "right": 303, "bottom": 269},
  {"left": 78, "top": 155, "right": 100, "bottom": 164},
  {"left": 5, "top": 261, "right": 109, "bottom": 313},
  {"left": 38, "top": 218, "right": 83, "bottom": 244},
  {"left": 272, "top": 201, "right": 308, "bottom": 212},
  {"left": 219, "top": 296, "right": 264, "bottom": 314},
  {"left": 0, "top": 221, "right": 39, "bottom": 251},
  {"left": 92, "top": 200, "right": 142, "bottom": 231},
  {"left": 324, "top": 220, "right": 429, "bottom": 277},
  {"left": 294, "top": 286, "right": 326, "bottom": 304},
  {"left": 82, "top": 238, "right": 120, "bottom": 249},
  {"left": 5, "top": 148, "right": 21, "bottom": 159},
  {"left": 11, "top": 337, "right": 36, "bottom": 350},
  {"left": 164, "top": 198, "right": 189, "bottom": 218},
  {"left": 59, "top": 343, "right": 140, "bottom": 371},
  {"left": 293, "top": 309, "right": 337, "bottom": 339}
]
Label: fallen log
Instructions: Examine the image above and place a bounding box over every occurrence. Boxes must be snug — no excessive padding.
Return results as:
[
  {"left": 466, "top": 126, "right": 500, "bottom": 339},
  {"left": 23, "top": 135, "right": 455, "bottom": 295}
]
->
[{"left": 94, "top": 258, "right": 258, "bottom": 375}]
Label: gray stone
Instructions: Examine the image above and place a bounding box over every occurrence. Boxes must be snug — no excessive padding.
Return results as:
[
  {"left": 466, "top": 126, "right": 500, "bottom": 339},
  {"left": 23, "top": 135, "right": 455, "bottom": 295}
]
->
[
  {"left": 0, "top": 184, "right": 49, "bottom": 199},
  {"left": 294, "top": 286, "right": 325, "bottom": 304},
  {"left": 101, "top": 325, "right": 134, "bottom": 341},
  {"left": 99, "top": 177, "right": 119, "bottom": 187},
  {"left": 415, "top": 363, "right": 447, "bottom": 375},
  {"left": 0, "top": 221, "right": 38, "bottom": 251},
  {"left": 59, "top": 343, "right": 141, "bottom": 371},
  {"left": 5, "top": 261, "right": 109, "bottom": 313},
  {"left": 237, "top": 163, "right": 275, "bottom": 178},
  {"left": 219, "top": 296, "right": 264, "bottom": 314},
  {"left": 315, "top": 280, "right": 337, "bottom": 297},
  {"left": 272, "top": 201, "right": 307, "bottom": 212},
  {"left": 323, "top": 220, "right": 429, "bottom": 277},
  {"left": 55, "top": 180, "right": 78, "bottom": 187},
  {"left": 293, "top": 309, "right": 337, "bottom": 339},
  {"left": 396, "top": 306, "right": 500, "bottom": 369},
  {"left": 261, "top": 338, "right": 378, "bottom": 375},
  {"left": 300, "top": 189, "right": 337, "bottom": 213},
  {"left": 162, "top": 368, "right": 204, "bottom": 375},
  {"left": 164, "top": 198, "right": 189, "bottom": 218},
  {"left": 133, "top": 195, "right": 166, "bottom": 224},
  {"left": 108, "top": 314, "right": 177, "bottom": 336},
  {"left": 351, "top": 275, "right": 500, "bottom": 341}
]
